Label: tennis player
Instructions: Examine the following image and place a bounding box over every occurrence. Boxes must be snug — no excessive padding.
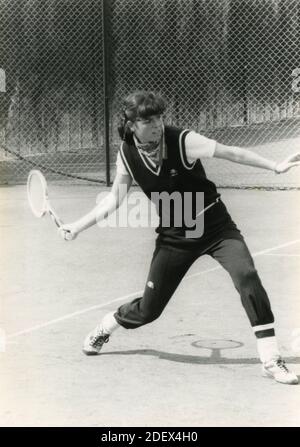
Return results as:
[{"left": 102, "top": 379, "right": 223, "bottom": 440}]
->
[{"left": 60, "top": 91, "right": 300, "bottom": 385}]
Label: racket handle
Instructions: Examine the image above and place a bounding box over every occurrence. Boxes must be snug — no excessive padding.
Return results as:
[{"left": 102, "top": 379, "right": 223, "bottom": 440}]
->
[
  {"left": 47, "top": 202, "right": 74, "bottom": 240},
  {"left": 48, "top": 208, "right": 63, "bottom": 228}
]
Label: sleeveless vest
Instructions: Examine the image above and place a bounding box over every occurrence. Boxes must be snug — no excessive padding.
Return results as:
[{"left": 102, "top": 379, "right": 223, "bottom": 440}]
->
[{"left": 120, "top": 126, "right": 236, "bottom": 247}]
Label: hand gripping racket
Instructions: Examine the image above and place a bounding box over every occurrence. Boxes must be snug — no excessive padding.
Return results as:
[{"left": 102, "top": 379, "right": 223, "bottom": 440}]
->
[{"left": 27, "top": 170, "right": 72, "bottom": 239}]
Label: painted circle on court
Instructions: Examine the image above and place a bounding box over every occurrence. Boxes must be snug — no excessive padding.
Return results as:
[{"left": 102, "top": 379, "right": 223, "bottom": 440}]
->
[{"left": 191, "top": 339, "right": 243, "bottom": 350}]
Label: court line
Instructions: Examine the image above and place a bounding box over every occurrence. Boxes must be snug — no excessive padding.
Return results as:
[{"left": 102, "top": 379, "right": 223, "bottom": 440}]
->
[{"left": 7, "top": 238, "right": 300, "bottom": 340}]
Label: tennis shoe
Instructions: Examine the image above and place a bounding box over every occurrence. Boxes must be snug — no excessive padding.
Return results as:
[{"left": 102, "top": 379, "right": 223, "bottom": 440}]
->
[
  {"left": 262, "top": 356, "right": 298, "bottom": 385},
  {"left": 83, "top": 325, "right": 110, "bottom": 355}
]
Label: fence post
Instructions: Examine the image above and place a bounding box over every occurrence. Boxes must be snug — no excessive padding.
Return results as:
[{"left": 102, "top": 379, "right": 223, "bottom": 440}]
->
[{"left": 102, "top": 0, "right": 111, "bottom": 186}]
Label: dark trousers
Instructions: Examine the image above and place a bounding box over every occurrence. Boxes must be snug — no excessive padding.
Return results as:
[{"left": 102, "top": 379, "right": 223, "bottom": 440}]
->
[{"left": 114, "top": 236, "right": 275, "bottom": 338}]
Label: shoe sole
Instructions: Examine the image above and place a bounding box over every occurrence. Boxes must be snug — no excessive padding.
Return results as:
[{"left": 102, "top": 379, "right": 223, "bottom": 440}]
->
[
  {"left": 82, "top": 348, "right": 101, "bottom": 356},
  {"left": 262, "top": 369, "right": 299, "bottom": 385}
]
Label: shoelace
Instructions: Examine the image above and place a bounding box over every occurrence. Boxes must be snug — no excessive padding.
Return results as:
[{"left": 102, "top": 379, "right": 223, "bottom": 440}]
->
[
  {"left": 275, "top": 358, "right": 289, "bottom": 373},
  {"left": 91, "top": 330, "right": 109, "bottom": 348}
]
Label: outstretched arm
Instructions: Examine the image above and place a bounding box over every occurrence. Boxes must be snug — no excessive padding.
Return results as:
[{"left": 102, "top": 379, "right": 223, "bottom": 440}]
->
[
  {"left": 59, "top": 173, "right": 132, "bottom": 240},
  {"left": 214, "top": 143, "right": 300, "bottom": 174},
  {"left": 185, "top": 131, "right": 300, "bottom": 173}
]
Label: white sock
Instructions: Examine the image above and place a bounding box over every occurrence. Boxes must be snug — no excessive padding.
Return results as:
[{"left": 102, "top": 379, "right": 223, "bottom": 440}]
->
[
  {"left": 257, "top": 336, "right": 281, "bottom": 363},
  {"left": 101, "top": 311, "right": 120, "bottom": 335}
]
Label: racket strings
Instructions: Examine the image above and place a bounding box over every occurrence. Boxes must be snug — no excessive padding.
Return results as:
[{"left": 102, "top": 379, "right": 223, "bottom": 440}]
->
[{"left": 28, "top": 173, "right": 47, "bottom": 217}]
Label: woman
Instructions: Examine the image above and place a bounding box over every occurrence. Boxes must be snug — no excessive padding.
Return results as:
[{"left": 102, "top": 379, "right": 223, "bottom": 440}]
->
[{"left": 60, "top": 91, "right": 300, "bottom": 385}]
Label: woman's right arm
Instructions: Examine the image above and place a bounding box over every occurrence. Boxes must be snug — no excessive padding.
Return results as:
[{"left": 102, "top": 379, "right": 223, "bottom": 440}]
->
[{"left": 59, "top": 173, "right": 132, "bottom": 240}]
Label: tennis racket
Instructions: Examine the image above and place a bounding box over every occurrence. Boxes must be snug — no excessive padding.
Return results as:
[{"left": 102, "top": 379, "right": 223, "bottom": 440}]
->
[{"left": 27, "top": 169, "right": 72, "bottom": 239}]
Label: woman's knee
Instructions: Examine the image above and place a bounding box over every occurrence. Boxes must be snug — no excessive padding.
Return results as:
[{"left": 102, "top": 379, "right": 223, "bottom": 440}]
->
[{"left": 234, "top": 265, "right": 259, "bottom": 288}]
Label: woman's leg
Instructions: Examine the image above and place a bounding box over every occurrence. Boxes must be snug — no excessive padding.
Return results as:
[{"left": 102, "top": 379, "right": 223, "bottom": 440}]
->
[
  {"left": 207, "top": 237, "right": 275, "bottom": 336},
  {"left": 83, "top": 243, "right": 199, "bottom": 355},
  {"left": 207, "top": 236, "right": 298, "bottom": 384},
  {"left": 114, "top": 244, "right": 199, "bottom": 329}
]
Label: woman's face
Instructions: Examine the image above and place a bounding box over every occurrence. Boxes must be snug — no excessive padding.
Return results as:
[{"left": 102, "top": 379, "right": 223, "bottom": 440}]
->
[{"left": 130, "top": 114, "right": 163, "bottom": 143}]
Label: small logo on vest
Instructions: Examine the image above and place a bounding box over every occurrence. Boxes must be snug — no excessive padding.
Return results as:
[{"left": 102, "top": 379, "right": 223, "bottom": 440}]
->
[
  {"left": 170, "top": 169, "right": 178, "bottom": 177},
  {"left": 147, "top": 281, "right": 155, "bottom": 289}
]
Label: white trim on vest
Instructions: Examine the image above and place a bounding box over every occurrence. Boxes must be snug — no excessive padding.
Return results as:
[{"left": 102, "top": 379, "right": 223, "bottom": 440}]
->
[
  {"left": 120, "top": 142, "right": 138, "bottom": 184},
  {"left": 136, "top": 149, "right": 162, "bottom": 176},
  {"left": 179, "top": 129, "right": 197, "bottom": 170}
]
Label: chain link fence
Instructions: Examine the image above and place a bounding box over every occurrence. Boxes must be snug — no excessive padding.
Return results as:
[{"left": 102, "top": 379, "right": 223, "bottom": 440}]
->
[
  {"left": 1, "top": 0, "right": 300, "bottom": 188},
  {"left": 0, "top": 0, "right": 105, "bottom": 184}
]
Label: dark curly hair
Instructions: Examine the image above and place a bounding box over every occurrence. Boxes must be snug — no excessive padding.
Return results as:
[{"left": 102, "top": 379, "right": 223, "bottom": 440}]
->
[{"left": 118, "top": 90, "right": 166, "bottom": 142}]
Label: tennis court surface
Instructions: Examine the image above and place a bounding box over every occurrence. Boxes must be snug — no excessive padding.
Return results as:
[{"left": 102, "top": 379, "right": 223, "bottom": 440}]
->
[{"left": 0, "top": 184, "right": 300, "bottom": 427}]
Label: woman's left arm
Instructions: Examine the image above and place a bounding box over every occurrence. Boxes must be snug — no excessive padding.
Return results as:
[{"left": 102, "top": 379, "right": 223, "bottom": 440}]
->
[{"left": 214, "top": 142, "right": 300, "bottom": 174}]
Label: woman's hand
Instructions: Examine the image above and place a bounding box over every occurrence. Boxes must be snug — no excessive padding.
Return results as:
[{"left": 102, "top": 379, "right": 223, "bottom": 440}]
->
[
  {"left": 275, "top": 153, "right": 300, "bottom": 174},
  {"left": 58, "top": 223, "right": 79, "bottom": 241}
]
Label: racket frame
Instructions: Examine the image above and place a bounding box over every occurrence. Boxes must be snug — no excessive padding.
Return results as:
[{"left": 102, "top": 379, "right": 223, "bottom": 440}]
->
[{"left": 27, "top": 169, "right": 63, "bottom": 227}]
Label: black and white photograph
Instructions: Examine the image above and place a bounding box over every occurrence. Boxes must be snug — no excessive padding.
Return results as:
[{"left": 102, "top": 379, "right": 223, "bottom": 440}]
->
[{"left": 1, "top": 0, "right": 300, "bottom": 429}]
